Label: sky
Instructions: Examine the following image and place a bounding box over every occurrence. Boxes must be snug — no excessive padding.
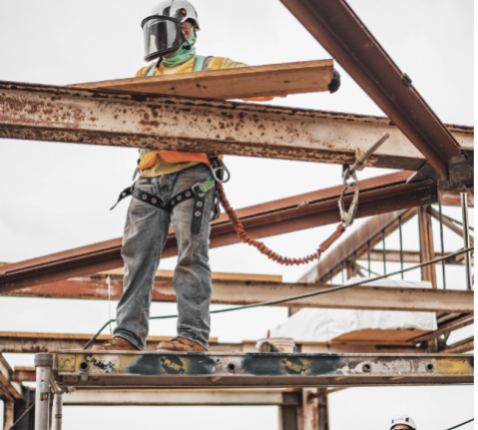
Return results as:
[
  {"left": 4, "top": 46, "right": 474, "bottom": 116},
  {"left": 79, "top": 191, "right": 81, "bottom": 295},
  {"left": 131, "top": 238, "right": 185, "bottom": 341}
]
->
[{"left": 0, "top": 0, "right": 474, "bottom": 429}]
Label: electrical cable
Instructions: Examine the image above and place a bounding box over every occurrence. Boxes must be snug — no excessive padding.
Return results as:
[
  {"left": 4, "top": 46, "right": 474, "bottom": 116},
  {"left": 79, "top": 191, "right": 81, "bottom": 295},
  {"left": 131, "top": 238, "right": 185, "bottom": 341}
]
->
[
  {"left": 83, "top": 246, "right": 473, "bottom": 349},
  {"left": 444, "top": 418, "right": 474, "bottom": 430}
]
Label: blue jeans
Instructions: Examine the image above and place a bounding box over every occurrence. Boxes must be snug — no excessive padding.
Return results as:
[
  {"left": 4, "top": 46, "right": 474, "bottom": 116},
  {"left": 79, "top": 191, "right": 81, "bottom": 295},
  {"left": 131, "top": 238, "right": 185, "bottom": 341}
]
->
[{"left": 114, "top": 164, "right": 214, "bottom": 350}]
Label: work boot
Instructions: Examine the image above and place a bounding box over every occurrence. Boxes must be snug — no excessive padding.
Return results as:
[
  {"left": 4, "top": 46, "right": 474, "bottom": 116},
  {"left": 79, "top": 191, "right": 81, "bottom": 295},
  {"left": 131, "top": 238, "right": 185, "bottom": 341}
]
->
[
  {"left": 157, "top": 337, "right": 207, "bottom": 352},
  {"left": 91, "top": 336, "right": 139, "bottom": 351}
]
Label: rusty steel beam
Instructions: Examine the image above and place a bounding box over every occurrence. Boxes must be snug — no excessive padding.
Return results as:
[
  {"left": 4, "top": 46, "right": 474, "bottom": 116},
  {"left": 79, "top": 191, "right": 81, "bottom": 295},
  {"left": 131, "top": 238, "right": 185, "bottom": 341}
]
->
[
  {"left": 440, "top": 189, "right": 474, "bottom": 207},
  {"left": 0, "top": 81, "right": 472, "bottom": 171},
  {"left": 280, "top": 0, "right": 464, "bottom": 179},
  {"left": 428, "top": 206, "right": 474, "bottom": 247},
  {"left": 442, "top": 337, "right": 474, "bottom": 354},
  {"left": 299, "top": 208, "right": 417, "bottom": 283},
  {"left": 0, "top": 355, "right": 23, "bottom": 402},
  {"left": 409, "top": 314, "right": 474, "bottom": 343},
  {"left": 3, "top": 274, "right": 473, "bottom": 313},
  {"left": 0, "top": 171, "right": 437, "bottom": 293}
]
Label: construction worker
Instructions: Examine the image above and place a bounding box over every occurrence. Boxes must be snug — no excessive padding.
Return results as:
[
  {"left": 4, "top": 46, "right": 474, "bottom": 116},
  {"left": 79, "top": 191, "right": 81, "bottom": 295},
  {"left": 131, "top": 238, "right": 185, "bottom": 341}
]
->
[
  {"left": 92, "top": 0, "right": 277, "bottom": 353},
  {"left": 390, "top": 415, "right": 417, "bottom": 430}
]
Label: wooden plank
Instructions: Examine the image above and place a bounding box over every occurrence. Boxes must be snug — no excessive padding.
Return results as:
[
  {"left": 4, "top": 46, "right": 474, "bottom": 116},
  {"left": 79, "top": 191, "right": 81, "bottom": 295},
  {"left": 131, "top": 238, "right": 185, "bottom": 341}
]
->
[
  {"left": 0, "top": 332, "right": 217, "bottom": 344},
  {"left": 1, "top": 333, "right": 427, "bottom": 354},
  {"left": 330, "top": 329, "right": 430, "bottom": 343},
  {"left": 70, "top": 60, "right": 334, "bottom": 100}
]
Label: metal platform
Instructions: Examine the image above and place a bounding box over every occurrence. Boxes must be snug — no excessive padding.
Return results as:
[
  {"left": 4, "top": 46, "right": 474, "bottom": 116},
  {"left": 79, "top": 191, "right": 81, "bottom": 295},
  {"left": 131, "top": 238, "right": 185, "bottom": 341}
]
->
[
  {"left": 31, "top": 350, "right": 474, "bottom": 430},
  {"left": 50, "top": 350, "right": 473, "bottom": 389}
]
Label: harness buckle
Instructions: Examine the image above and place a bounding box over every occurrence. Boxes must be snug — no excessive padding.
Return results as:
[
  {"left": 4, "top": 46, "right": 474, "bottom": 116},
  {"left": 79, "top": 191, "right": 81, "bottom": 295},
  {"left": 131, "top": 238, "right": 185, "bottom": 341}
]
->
[
  {"left": 191, "top": 182, "right": 204, "bottom": 196},
  {"left": 207, "top": 160, "right": 231, "bottom": 183}
]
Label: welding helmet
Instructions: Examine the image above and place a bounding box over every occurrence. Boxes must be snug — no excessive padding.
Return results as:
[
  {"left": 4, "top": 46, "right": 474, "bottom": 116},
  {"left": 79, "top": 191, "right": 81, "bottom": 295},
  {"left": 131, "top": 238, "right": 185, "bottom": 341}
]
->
[
  {"left": 141, "top": 0, "right": 200, "bottom": 61},
  {"left": 390, "top": 415, "right": 417, "bottom": 430}
]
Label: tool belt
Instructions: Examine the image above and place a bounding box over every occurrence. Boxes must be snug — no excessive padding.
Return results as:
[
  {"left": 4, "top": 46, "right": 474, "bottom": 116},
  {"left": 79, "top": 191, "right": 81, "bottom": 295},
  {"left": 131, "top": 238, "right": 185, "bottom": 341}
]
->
[{"left": 111, "top": 156, "right": 229, "bottom": 235}]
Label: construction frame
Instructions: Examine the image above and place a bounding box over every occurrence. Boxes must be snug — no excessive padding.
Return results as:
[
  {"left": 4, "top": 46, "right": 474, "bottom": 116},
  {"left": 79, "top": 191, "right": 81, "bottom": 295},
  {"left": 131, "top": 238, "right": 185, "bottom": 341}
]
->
[{"left": 0, "top": 1, "right": 474, "bottom": 429}]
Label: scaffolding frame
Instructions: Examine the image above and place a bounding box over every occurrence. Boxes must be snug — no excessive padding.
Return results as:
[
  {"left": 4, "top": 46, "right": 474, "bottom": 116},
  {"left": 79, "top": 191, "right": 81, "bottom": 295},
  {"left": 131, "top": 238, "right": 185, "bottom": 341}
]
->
[{"left": 0, "top": 0, "right": 474, "bottom": 429}]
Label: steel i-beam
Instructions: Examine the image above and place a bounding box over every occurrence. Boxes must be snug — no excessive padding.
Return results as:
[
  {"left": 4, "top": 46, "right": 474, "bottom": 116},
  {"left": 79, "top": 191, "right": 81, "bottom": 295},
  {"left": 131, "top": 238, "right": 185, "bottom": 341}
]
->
[
  {"left": 0, "top": 171, "right": 438, "bottom": 293},
  {"left": 280, "top": 0, "right": 465, "bottom": 179},
  {"left": 0, "top": 81, "right": 472, "bottom": 170},
  {"left": 47, "top": 351, "right": 473, "bottom": 389}
]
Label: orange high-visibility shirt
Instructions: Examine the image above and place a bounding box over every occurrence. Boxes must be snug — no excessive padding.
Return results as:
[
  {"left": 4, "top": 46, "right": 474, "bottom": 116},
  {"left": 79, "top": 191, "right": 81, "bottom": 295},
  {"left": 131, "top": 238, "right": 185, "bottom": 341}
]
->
[{"left": 137, "top": 56, "right": 280, "bottom": 177}]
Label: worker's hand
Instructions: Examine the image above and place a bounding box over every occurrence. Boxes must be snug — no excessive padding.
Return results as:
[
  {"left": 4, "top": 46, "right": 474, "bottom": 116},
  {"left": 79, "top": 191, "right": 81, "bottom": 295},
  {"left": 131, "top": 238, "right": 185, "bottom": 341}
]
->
[{"left": 329, "top": 69, "right": 341, "bottom": 93}]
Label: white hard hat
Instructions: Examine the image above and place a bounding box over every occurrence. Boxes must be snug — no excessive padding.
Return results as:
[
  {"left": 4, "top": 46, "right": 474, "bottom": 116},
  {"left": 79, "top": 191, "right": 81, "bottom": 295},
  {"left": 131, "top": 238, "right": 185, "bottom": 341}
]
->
[
  {"left": 141, "top": 0, "right": 200, "bottom": 61},
  {"left": 390, "top": 415, "right": 417, "bottom": 430}
]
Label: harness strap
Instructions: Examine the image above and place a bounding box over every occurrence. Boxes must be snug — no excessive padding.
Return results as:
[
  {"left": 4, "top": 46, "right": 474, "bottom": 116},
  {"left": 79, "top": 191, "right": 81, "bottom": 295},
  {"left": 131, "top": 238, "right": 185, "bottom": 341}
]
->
[{"left": 111, "top": 174, "right": 216, "bottom": 234}]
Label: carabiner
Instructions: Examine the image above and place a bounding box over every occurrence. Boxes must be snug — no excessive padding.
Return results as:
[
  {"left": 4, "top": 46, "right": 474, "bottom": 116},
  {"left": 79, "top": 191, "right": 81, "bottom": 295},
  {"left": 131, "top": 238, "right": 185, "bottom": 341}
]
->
[
  {"left": 338, "top": 169, "right": 359, "bottom": 227},
  {"left": 208, "top": 162, "right": 231, "bottom": 183}
]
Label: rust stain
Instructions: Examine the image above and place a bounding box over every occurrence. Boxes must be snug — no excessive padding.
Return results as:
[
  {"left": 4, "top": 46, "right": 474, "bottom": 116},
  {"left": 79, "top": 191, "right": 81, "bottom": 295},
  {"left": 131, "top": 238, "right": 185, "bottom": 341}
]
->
[{"left": 139, "top": 119, "right": 159, "bottom": 127}]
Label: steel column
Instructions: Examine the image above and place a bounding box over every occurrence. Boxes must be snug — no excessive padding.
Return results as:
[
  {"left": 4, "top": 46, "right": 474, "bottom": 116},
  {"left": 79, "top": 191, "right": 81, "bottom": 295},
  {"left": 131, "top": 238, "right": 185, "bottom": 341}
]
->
[
  {"left": 301, "top": 388, "right": 319, "bottom": 430},
  {"left": 461, "top": 192, "right": 473, "bottom": 290},
  {"left": 419, "top": 206, "right": 437, "bottom": 288},
  {"left": 316, "top": 389, "right": 330, "bottom": 430},
  {"left": 51, "top": 394, "right": 62, "bottom": 430},
  {"left": 34, "top": 354, "right": 53, "bottom": 430},
  {"left": 2, "top": 400, "right": 14, "bottom": 430},
  {"left": 438, "top": 194, "right": 446, "bottom": 289}
]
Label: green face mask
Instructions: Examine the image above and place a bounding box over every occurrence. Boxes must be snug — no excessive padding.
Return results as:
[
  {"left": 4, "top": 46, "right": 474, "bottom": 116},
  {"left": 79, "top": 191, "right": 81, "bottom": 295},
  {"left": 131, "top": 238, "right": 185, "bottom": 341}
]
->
[{"left": 162, "top": 30, "right": 196, "bottom": 68}]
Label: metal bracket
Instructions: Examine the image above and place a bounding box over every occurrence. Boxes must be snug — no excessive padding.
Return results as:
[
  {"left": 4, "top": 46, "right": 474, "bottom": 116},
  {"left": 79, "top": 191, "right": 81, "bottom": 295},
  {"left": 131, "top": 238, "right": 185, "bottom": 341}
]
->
[{"left": 408, "top": 150, "right": 474, "bottom": 191}]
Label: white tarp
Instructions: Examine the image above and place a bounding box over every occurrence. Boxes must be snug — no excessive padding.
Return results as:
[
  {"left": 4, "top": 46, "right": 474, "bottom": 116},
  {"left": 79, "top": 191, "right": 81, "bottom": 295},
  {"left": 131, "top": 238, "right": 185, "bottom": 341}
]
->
[{"left": 271, "top": 277, "right": 437, "bottom": 342}]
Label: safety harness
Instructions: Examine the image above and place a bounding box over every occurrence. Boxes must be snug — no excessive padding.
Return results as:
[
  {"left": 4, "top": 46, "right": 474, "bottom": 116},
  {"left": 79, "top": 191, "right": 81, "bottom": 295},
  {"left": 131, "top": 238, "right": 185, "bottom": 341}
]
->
[
  {"left": 116, "top": 55, "right": 389, "bottom": 264},
  {"left": 111, "top": 156, "right": 228, "bottom": 235}
]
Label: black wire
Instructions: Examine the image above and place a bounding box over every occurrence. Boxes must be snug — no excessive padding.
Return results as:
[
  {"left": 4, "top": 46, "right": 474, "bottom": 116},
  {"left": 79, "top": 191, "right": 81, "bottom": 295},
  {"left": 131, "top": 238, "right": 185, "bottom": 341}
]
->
[
  {"left": 445, "top": 418, "right": 474, "bottom": 430},
  {"left": 83, "top": 246, "right": 474, "bottom": 349},
  {"left": 7, "top": 402, "right": 34, "bottom": 430}
]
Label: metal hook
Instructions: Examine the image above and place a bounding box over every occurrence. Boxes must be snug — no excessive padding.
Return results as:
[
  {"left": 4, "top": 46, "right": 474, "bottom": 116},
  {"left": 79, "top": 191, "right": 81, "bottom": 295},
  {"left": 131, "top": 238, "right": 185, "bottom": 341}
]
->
[
  {"left": 336, "top": 133, "right": 390, "bottom": 227},
  {"left": 338, "top": 169, "right": 359, "bottom": 227}
]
